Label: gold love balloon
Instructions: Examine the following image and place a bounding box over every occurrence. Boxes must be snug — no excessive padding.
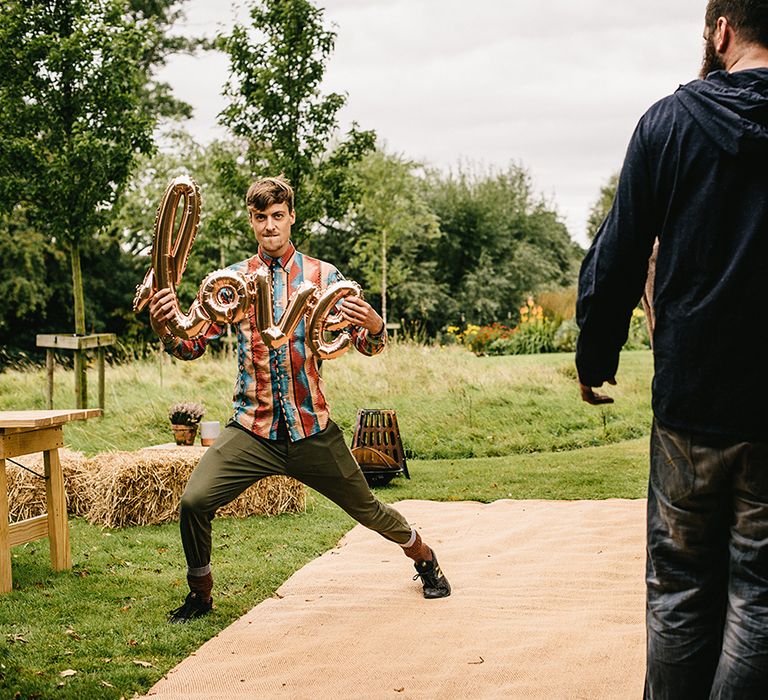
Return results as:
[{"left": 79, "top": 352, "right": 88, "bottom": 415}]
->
[
  {"left": 199, "top": 269, "right": 252, "bottom": 325},
  {"left": 307, "top": 280, "right": 362, "bottom": 359},
  {"left": 132, "top": 176, "right": 211, "bottom": 339},
  {"left": 134, "top": 176, "right": 365, "bottom": 359},
  {"left": 253, "top": 268, "right": 318, "bottom": 349}
]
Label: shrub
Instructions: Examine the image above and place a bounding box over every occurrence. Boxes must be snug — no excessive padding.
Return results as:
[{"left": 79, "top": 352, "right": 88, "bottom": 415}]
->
[
  {"left": 487, "top": 319, "right": 558, "bottom": 355},
  {"left": 624, "top": 308, "right": 651, "bottom": 350},
  {"left": 463, "top": 323, "right": 514, "bottom": 355},
  {"left": 438, "top": 325, "right": 463, "bottom": 346},
  {"left": 536, "top": 286, "right": 577, "bottom": 323},
  {"left": 553, "top": 318, "right": 580, "bottom": 352},
  {"left": 548, "top": 307, "right": 651, "bottom": 353}
]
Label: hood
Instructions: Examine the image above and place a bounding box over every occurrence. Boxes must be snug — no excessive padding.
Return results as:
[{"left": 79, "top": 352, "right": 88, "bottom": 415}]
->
[{"left": 675, "top": 68, "right": 768, "bottom": 155}]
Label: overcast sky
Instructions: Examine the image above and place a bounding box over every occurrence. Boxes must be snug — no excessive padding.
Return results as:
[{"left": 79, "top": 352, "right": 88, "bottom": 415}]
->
[{"left": 157, "top": 0, "right": 708, "bottom": 245}]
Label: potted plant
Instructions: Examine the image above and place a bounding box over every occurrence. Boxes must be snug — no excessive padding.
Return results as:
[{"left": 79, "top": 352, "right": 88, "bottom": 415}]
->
[{"left": 168, "top": 402, "right": 205, "bottom": 446}]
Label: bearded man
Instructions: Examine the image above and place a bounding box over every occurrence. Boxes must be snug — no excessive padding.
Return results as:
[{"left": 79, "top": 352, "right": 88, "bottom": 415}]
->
[{"left": 576, "top": 2, "right": 768, "bottom": 697}]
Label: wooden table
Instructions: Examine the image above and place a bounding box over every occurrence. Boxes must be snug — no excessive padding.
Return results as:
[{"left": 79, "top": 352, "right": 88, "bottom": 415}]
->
[
  {"left": 36, "top": 334, "right": 116, "bottom": 410},
  {"left": 0, "top": 409, "right": 101, "bottom": 593}
]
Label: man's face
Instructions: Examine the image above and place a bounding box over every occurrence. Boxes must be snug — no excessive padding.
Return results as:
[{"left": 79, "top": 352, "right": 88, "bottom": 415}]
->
[
  {"left": 248, "top": 201, "right": 295, "bottom": 258},
  {"left": 700, "top": 25, "right": 726, "bottom": 78}
]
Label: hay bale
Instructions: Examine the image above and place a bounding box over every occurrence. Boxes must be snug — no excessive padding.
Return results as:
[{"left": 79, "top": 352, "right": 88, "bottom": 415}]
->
[
  {"left": 5, "top": 446, "right": 305, "bottom": 529},
  {"left": 5, "top": 449, "right": 93, "bottom": 522},
  {"left": 84, "top": 447, "right": 305, "bottom": 528}
]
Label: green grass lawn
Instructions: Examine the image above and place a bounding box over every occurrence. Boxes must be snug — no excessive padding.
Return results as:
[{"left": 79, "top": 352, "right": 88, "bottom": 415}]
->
[
  {"left": 0, "top": 345, "right": 653, "bottom": 698},
  {"left": 0, "top": 344, "right": 653, "bottom": 459}
]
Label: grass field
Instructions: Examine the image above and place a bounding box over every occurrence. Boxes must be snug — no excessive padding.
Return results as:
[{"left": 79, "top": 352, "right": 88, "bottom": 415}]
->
[
  {"left": 0, "top": 344, "right": 653, "bottom": 459},
  {"left": 0, "top": 344, "right": 654, "bottom": 698}
]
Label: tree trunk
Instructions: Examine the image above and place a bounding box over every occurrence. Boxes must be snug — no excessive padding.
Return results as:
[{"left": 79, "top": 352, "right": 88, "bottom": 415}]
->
[
  {"left": 70, "top": 241, "right": 87, "bottom": 408},
  {"left": 70, "top": 241, "right": 86, "bottom": 335},
  {"left": 381, "top": 228, "right": 387, "bottom": 326}
]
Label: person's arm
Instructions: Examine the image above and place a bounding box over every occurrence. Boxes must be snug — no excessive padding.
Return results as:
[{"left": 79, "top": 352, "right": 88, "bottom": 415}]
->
[
  {"left": 148, "top": 288, "right": 225, "bottom": 360},
  {"left": 326, "top": 268, "right": 387, "bottom": 357},
  {"left": 576, "top": 115, "right": 659, "bottom": 403},
  {"left": 341, "top": 296, "right": 387, "bottom": 357}
]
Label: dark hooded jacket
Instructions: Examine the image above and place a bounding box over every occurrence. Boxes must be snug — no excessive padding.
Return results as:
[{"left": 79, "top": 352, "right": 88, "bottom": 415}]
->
[{"left": 576, "top": 68, "right": 768, "bottom": 440}]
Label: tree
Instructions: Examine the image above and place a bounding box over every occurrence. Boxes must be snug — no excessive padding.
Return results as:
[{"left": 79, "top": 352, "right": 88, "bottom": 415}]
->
[
  {"left": 0, "top": 208, "right": 57, "bottom": 336},
  {"left": 425, "top": 163, "right": 581, "bottom": 327},
  {"left": 0, "top": 208, "right": 152, "bottom": 366},
  {"left": 0, "top": 0, "right": 173, "bottom": 343},
  {"left": 218, "top": 0, "right": 375, "bottom": 244},
  {"left": 125, "top": 0, "right": 202, "bottom": 121},
  {"left": 345, "top": 150, "right": 444, "bottom": 326},
  {"left": 586, "top": 172, "right": 619, "bottom": 241}
]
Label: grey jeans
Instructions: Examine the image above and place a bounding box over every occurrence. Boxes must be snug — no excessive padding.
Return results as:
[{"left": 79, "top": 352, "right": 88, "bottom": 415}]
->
[
  {"left": 179, "top": 420, "right": 412, "bottom": 573},
  {"left": 645, "top": 420, "right": 768, "bottom": 699}
]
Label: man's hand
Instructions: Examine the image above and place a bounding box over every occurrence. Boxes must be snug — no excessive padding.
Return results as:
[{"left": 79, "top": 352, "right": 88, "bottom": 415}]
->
[
  {"left": 579, "top": 378, "right": 616, "bottom": 405},
  {"left": 148, "top": 288, "right": 177, "bottom": 336},
  {"left": 340, "top": 296, "right": 384, "bottom": 335}
]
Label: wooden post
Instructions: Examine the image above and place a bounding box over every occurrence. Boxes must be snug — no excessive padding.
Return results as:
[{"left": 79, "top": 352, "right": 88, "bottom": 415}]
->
[
  {"left": 0, "top": 459, "right": 11, "bottom": 593},
  {"left": 74, "top": 349, "right": 86, "bottom": 409},
  {"left": 97, "top": 347, "right": 106, "bottom": 410},
  {"left": 45, "top": 350, "right": 55, "bottom": 410},
  {"left": 43, "top": 435, "right": 71, "bottom": 571}
]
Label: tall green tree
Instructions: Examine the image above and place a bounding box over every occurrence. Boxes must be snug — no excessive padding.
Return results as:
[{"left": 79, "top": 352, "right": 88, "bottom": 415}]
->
[
  {"left": 345, "top": 150, "right": 443, "bottom": 326},
  {"left": 125, "top": 0, "right": 202, "bottom": 121},
  {"left": 586, "top": 172, "right": 619, "bottom": 241},
  {"left": 425, "top": 163, "right": 581, "bottom": 327},
  {"left": 0, "top": 0, "right": 172, "bottom": 340},
  {"left": 0, "top": 208, "right": 57, "bottom": 335},
  {"left": 218, "top": 0, "right": 375, "bottom": 243}
]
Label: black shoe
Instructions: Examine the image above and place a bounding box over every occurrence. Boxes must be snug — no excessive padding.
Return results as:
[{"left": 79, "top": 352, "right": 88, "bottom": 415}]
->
[
  {"left": 413, "top": 549, "right": 451, "bottom": 599},
  {"left": 168, "top": 592, "right": 213, "bottom": 623}
]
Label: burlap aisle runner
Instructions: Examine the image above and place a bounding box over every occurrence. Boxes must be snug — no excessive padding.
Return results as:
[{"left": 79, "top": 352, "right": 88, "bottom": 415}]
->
[{"left": 144, "top": 499, "right": 646, "bottom": 699}]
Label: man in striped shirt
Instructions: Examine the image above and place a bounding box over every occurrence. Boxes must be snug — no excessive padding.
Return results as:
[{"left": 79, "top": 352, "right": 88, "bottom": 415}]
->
[{"left": 150, "top": 176, "right": 450, "bottom": 622}]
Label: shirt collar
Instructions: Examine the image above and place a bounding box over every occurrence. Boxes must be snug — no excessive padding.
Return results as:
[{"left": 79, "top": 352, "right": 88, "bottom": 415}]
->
[{"left": 258, "top": 242, "right": 296, "bottom": 272}]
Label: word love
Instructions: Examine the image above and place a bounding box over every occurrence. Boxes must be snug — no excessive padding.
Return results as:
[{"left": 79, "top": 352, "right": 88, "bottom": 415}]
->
[{"left": 133, "top": 176, "right": 361, "bottom": 360}]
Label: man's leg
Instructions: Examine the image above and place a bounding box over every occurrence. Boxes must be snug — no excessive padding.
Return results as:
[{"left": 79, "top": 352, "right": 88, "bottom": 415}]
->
[
  {"left": 644, "top": 421, "right": 730, "bottom": 699},
  {"left": 287, "top": 420, "right": 450, "bottom": 598},
  {"left": 172, "top": 424, "right": 287, "bottom": 621},
  {"left": 709, "top": 441, "right": 768, "bottom": 698}
]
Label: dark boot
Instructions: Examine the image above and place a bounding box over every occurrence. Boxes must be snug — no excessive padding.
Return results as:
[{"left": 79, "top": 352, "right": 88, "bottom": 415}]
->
[
  {"left": 168, "top": 571, "right": 213, "bottom": 623},
  {"left": 413, "top": 549, "right": 451, "bottom": 599},
  {"left": 168, "top": 592, "right": 213, "bottom": 623}
]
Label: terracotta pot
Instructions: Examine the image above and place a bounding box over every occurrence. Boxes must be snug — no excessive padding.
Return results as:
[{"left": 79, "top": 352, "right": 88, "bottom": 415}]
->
[{"left": 171, "top": 424, "right": 198, "bottom": 446}]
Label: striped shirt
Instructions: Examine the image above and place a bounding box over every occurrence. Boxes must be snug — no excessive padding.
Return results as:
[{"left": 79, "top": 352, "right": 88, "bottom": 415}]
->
[{"left": 165, "top": 243, "right": 386, "bottom": 441}]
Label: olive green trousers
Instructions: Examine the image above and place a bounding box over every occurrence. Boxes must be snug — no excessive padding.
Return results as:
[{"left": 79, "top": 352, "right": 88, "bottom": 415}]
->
[{"left": 179, "top": 420, "right": 412, "bottom": 574}]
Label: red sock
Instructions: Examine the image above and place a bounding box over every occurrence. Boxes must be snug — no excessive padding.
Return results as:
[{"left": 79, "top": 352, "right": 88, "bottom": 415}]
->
[
  {"left": 187, "top": 572, "right": 213, "bottom": 603},
  {"left": 401, "top": 531, "right": 433, "bottom": 562}
]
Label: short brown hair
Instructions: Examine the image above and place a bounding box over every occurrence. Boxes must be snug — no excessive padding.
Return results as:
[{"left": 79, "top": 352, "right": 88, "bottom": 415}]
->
[
  {"left": 245, "top": 176, "right": 294, "bottom": 212},
  {"left": 706, "top": 0, "right": 768, "bottom": 48}
]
